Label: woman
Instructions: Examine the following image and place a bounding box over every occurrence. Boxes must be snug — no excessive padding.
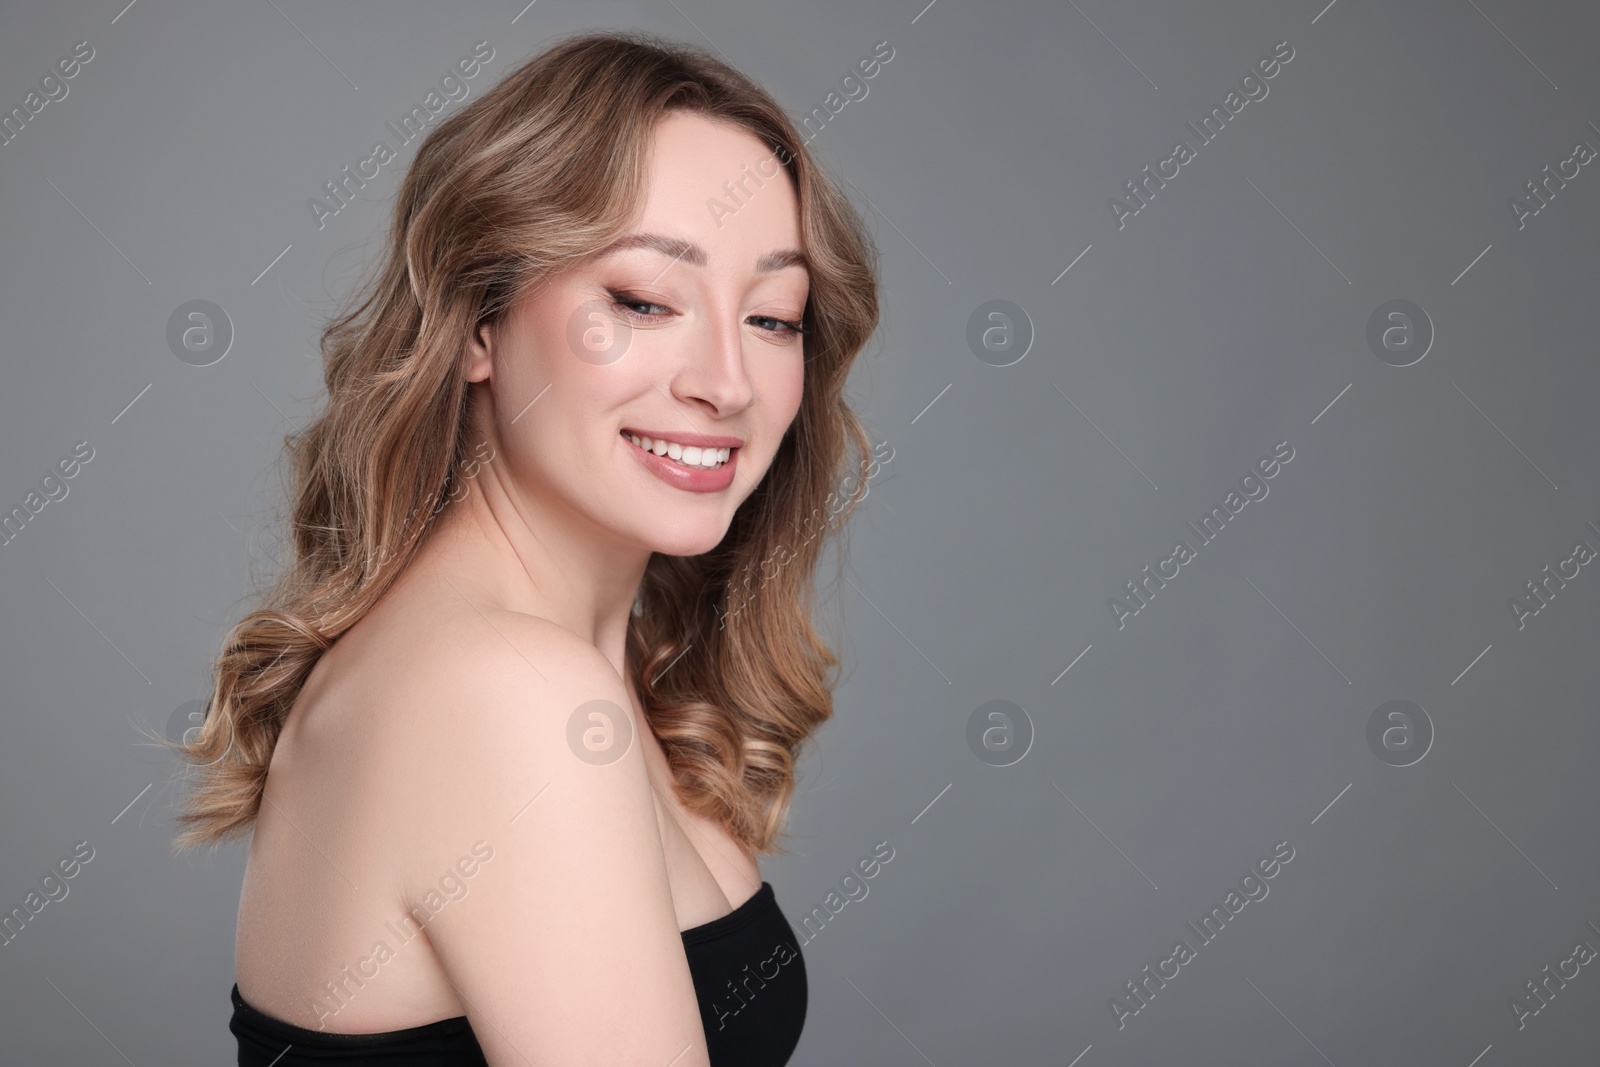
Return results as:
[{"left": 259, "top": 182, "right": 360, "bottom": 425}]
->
[{"left": 169, "top": 29, "right": 882, "bottom": 1066}]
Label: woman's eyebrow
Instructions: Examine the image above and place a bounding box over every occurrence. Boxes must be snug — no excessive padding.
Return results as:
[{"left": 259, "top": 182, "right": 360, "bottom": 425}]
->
[
  {"left": 597, "top": 232, "right": 809, "bottom": 274},
  {"left": 755, "top": 247, "right": 808, "bottom": 274}
]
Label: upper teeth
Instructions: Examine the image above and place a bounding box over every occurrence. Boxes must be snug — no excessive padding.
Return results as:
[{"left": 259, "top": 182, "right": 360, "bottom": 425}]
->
[{"left": 625, "top": 432, "right": 731, "bottom": 469}]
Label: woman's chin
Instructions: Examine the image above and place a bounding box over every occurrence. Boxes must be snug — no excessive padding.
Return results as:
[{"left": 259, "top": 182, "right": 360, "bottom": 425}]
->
[{"left": 641, "top": 523, "right": 732, "bottom": 559}]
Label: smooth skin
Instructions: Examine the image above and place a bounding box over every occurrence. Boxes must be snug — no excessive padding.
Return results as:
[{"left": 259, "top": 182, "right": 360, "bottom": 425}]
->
[{"left": 234, "top": 110, "right": 810, "bottom": 1066}]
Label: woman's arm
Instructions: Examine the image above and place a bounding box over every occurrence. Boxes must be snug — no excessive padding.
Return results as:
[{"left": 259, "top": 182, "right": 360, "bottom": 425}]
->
[{"left": 378, "top": 611, "right": 712, "bottom": 1067}]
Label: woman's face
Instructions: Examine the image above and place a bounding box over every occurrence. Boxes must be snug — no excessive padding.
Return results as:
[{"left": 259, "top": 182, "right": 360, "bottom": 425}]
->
[{"left": 466, "top": 110, "right": 808, "bottom": 558}]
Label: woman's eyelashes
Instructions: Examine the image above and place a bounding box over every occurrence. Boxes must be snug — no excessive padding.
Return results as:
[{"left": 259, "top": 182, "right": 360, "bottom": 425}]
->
[
  {"left": 608, "top": 291, "right": 671, "bottom": 322},
  {"left": 605, "top": 290, "right": 805, "bottom": 338},
  {"left": 748, "top": 314, "right": 807, "bottom": 338}
]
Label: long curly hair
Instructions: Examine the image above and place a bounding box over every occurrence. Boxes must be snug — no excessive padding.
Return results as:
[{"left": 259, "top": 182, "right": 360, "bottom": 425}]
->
[{"left": 166, "top": 29, "right": 881, "bottom": 857}]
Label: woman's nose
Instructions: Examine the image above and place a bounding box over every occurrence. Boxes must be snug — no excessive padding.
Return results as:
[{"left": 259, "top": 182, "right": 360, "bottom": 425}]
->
[{"left": 673, "top": 309, "right": 755, "bottom": 416}]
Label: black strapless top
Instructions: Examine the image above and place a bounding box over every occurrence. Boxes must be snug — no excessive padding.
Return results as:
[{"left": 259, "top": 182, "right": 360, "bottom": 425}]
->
[{"left": 231, "top": 882, "right": 806, "bottom": 1066}]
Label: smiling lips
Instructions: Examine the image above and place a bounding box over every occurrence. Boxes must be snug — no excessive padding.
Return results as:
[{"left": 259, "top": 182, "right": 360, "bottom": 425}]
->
[
  {"left": 620, "top": 428, "right": 742, "bottom": 492},
  {"left": 622, "top": 430, "right": 732, "bottom": 470}
]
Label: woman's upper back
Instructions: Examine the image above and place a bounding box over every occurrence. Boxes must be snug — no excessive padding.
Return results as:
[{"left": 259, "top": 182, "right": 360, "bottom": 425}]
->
[{"left": 235, "top": 564, "right": 755, "bottom": 1065}]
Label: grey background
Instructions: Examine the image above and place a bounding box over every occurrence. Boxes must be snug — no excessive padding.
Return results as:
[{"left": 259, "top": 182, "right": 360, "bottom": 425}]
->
[{"left": 1, "top": 0, "right": 1597, "bottom": 1063}]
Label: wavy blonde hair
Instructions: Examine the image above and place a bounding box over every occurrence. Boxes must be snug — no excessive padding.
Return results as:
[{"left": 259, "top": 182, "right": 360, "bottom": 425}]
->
[{"left": 167, "top": 29, "right": 881, "bottom": 857}]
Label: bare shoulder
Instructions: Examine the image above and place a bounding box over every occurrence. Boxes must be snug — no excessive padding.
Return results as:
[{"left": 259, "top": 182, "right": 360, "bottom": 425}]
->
[
  {"left": 337, "top": 606, "right": 709, "bottom": 1063},
  {"left": 356, "top": 606, "right": 649, "bottom": 862},
  {"left": 373, "top": 605, "right": 628, "bottom": 743}
]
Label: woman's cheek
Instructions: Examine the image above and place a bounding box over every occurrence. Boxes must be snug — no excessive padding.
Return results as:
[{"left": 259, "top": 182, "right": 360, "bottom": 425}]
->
[
  {"left": 777, "top": 352, "right": 806, "bottom": 422},
  {"left": 772, "top": 372, "right": 805, "bottom": 445}
]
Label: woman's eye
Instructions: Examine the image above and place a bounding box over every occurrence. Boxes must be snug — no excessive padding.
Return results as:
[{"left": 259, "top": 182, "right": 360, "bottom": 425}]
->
[
  {"left": 609, "top": 293, "right": 671, "bottom": 320},
  {"left": 749, "top": 315, "right": 807, "bottom": 337},
  {"left": 606, "top": 292, "right": 803, "bottom": 337}
]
